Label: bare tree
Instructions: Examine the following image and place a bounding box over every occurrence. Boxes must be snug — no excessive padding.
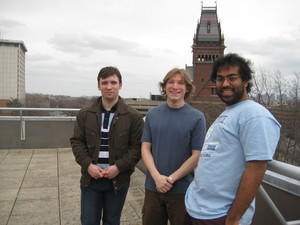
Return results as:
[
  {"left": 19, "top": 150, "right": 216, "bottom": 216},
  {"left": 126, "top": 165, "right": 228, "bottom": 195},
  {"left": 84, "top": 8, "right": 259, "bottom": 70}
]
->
[
  {"left": 251, "top": 67, "right": 275, "bottom": 107},
  {"left": 251, "top": 67, "right": 300, "bottom": 165},
  {"left": 25, "top": 93, "right": 51, "bottom": 116},
  {"left": 289, "top": 72, "right": 300, "bottom": 103},
  {"left": 271, "top": 69, "right": 288, "bottom": 106},
  {"left": 272, "top": 72, "right": 300, "bottom": 166}
]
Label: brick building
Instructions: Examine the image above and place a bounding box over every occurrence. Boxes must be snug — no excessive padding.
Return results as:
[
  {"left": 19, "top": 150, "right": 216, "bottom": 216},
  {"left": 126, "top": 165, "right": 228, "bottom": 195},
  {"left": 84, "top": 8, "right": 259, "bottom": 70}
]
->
[
  {"left": 188, "top": 5, "right": 225, "bottom": 102},
  {"left": 187, "top": 5, "right": 226, "bottom": 124}
]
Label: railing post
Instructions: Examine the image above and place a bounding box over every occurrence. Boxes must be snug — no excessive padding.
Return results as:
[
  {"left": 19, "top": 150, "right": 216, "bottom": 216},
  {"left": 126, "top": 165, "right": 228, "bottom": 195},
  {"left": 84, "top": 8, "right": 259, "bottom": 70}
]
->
[
  {"left": 20, "top": 109, "right": 25, "bottom": 140},
  {"left": 259, "top": 185, "right": 287, "bottom": 225}
]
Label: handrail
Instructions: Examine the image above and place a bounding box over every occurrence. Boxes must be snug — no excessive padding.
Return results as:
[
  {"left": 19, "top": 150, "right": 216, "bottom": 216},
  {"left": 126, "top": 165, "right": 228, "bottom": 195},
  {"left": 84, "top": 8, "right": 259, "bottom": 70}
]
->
[
  {"left": 287, "top": 221, "right": 300, "bottom": 225},
  {"left": 0, "top": 107, "right": 80, "bottom": 111},
  {"left": 0, "top": 116, "right": 76, "bottom": 121},
  {"left": 0, "top": 107, "right": 80, "bottom": 141},
  {"left": 259, "top": 185, "right": 300, "bottom": 225},
  {"left": 268, "top": 160, "right": 300, "bottom": 181}
]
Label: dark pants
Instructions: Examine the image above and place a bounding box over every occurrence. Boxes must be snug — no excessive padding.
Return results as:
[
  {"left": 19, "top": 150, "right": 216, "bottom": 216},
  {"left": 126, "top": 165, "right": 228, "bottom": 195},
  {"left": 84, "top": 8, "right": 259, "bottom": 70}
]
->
[
  {"left": 80, "top": 178, "right": 128, "bottom": 225},
  {"left": 183, "top": 212, "right": 226, "bottom": 225},
  {"left": 142, "top": 189, "right": 186, "bottom": 225}
]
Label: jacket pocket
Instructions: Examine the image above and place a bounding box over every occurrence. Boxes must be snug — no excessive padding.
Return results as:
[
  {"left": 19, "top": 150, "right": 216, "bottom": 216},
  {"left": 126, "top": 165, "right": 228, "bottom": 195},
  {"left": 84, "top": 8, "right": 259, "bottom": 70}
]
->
[
  {"left": 85, "top": 127, "right": 97, "bottom": 159},
  {"left": 115, "top": 128, "right": 129, "bottom": 151},
  {"left": 115, "top": 129, "right": 129, "bottom": 158},
  {"left": 85, "top": 127, "right": 96, "bottom": 146}
]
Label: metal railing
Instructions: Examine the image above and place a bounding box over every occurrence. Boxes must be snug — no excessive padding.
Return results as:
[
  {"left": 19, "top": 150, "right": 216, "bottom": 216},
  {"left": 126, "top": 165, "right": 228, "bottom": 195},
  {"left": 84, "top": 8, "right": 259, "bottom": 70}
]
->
[
  {"left": 259, "top": 185, "right": 300, "bottom": 225},
  {"left": 260, "top": 160, "right": 300, "bottom": 225},
  {"left": 0, "top": 107, "right": 79, "bottom": 140}
]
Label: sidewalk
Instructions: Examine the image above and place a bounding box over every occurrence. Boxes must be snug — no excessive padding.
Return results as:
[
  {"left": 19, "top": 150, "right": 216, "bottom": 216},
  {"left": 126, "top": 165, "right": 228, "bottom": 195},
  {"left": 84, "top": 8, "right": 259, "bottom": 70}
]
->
[{"left": 0, "top": 148, "right": 146, "bottom": 225}]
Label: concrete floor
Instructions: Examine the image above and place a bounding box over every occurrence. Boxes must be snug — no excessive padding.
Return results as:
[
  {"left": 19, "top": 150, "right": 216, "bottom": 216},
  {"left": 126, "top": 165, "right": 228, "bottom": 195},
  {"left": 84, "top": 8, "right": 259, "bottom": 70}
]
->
[{"left": 0, "top": 148, "right": 146, "bottom": 225}]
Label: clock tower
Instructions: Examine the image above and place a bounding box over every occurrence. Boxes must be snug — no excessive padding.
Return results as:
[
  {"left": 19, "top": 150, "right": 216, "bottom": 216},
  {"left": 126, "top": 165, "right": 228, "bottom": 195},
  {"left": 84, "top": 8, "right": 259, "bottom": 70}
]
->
[{"left": 190, "top": 4, "right": 225, "bottom": 102}]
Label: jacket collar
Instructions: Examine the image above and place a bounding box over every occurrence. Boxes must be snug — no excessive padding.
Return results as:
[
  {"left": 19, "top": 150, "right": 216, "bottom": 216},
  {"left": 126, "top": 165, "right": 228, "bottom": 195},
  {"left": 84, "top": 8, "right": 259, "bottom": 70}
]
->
[{"left": 87, "top": 96, "right": 129, "bottom": 115}]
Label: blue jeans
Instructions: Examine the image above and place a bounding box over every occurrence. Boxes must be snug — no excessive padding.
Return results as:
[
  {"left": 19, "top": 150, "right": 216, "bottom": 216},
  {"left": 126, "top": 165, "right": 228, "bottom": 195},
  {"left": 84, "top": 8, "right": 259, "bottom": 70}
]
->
[{"left": 80, "top": 178, "right": 129, "bottom": 225}]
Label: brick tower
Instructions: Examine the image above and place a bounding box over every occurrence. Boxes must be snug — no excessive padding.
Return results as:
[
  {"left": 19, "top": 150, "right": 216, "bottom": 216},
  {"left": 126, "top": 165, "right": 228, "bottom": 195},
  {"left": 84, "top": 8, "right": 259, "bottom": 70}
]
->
[{"left": 191, "top": 5, "right": 225, "bottom": 102}]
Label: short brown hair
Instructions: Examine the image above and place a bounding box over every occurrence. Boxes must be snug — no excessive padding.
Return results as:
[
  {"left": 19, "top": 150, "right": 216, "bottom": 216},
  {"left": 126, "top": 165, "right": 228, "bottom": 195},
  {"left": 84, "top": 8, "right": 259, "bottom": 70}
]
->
[
  {"left": 159, "top": 68, "right": 195, "bottom": 100},
  {"left": 97, "top": 66, "right": 122, "bottom": 84}
]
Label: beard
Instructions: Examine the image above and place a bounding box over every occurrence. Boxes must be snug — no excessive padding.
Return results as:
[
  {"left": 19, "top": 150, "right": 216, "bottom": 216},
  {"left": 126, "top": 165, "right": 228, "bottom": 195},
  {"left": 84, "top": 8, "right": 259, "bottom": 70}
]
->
[{"left": 216, "top": 85, "right": 246, "bottom": 106}]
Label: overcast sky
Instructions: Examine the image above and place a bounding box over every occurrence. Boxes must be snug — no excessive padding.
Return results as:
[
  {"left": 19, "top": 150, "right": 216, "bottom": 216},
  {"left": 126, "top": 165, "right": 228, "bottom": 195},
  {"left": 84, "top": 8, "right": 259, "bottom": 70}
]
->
[{"left": 1, "top": 0, "right": 299, "bottom": 98}]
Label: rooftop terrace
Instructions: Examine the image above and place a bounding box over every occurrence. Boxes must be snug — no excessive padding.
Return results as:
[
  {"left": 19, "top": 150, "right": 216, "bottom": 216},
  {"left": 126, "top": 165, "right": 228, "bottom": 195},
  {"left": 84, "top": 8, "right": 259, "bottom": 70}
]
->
[
  {"left": 0, "top": 148, "right": 145, "bottom": 225},
  {"left": 0, "top": 107, "right": 300, "bottom": 225}
]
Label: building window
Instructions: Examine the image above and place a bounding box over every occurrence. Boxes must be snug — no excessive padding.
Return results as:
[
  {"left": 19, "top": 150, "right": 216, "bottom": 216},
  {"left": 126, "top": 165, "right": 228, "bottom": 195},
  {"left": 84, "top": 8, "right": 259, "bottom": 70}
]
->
[
  {"left": 211, "top": 86, "right": 216, "bottom": 95},
  {"left": 207, "top": 21, "right": 211, "bottom": 33}
]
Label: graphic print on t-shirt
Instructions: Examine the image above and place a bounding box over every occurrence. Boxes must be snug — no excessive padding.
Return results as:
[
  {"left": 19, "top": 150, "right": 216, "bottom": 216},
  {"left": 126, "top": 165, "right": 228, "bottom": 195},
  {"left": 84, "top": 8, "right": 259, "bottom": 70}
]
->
[{"left": 200, "top": 142, "right": 218, "bottom": 158}]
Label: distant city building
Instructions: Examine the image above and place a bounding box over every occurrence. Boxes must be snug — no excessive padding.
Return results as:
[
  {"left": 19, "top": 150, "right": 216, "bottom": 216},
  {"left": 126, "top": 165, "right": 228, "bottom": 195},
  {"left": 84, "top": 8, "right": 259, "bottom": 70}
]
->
[
  {"left": 150, "top": 94, "right": 164, "bottom": 101},
  {"left": 0, "top": 39, "right": 27, "bottom": 106},
  {"left": 187, "top": 4, "right": 225, "bottom": 102}
]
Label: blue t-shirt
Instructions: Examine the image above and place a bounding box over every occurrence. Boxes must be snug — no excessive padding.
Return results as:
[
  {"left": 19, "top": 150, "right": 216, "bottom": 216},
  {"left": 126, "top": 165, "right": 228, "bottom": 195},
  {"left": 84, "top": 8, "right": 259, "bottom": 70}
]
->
[
  {"left": 142, "top": 103, "right": 206, "bottom": 194},
  {"left": 185, "top": 100, "right": 281, "bottom": 225}
]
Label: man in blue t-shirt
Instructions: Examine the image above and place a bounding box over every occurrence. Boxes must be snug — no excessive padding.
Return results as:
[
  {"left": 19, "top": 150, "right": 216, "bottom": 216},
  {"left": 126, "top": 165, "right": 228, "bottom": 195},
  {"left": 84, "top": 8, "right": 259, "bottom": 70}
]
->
[
  {"left": 141, "top": 68, "right": 206, "bottom": 225},
  {"left": 184, "top": 54, "right": 281, "bottom": 225}
]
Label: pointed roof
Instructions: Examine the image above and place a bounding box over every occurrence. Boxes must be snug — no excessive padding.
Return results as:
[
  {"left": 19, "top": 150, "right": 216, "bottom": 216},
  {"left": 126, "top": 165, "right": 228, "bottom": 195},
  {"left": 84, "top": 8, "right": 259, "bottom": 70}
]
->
[{"left": 195, "top": 6, "right": 222, "bottom": 43}]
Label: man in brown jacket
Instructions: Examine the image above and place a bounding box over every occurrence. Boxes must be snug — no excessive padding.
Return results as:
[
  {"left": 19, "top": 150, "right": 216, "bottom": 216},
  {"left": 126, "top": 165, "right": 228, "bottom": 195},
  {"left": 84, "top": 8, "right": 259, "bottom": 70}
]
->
[{"left": 70, "top": 66, "right": 144, "bottom": 225}]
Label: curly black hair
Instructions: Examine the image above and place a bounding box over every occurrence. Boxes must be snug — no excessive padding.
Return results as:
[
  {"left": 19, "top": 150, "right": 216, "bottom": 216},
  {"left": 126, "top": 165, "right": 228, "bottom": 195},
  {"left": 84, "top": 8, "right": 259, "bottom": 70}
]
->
[{"left": 210, "top": 53, "right": 253, "bottom": 93}]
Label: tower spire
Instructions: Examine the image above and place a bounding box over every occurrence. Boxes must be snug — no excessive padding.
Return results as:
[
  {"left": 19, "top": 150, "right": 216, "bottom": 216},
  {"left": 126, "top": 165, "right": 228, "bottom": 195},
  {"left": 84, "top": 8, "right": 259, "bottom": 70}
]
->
[{"left": 191, "top": 3, "right": 225, "bottom": 101}]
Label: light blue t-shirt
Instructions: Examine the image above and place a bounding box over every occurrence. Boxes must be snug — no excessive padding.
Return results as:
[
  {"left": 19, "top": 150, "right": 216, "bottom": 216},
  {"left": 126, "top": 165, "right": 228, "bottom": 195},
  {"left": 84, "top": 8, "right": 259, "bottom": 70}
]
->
[
  {"left": 185, "top": 100, "right": 281, "bottom": 225},
  {"left": 142, "top": 103, "right": 206, "bottom": 194}
]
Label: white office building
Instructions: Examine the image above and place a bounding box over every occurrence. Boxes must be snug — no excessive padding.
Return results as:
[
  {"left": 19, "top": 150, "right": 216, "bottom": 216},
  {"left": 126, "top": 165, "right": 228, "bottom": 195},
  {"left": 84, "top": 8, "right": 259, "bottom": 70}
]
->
[{"left": 0, "top": 39, "right": 27, "bottom": 104}]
